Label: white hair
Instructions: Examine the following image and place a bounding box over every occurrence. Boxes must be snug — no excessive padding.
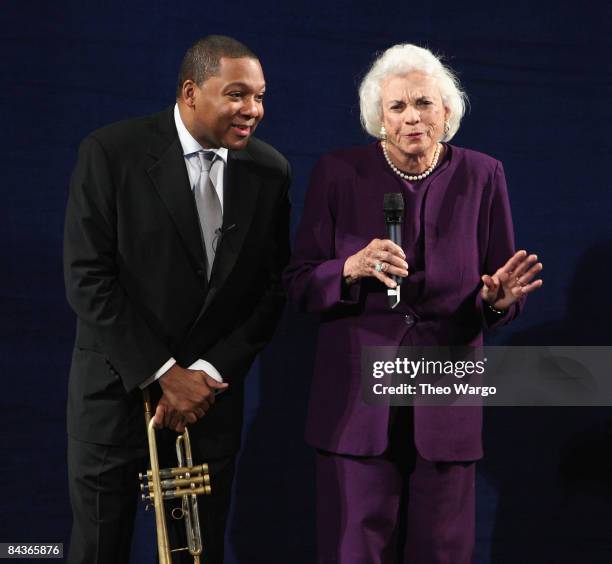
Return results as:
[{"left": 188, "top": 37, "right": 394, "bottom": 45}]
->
[{"left": 359, "top": 43, "right": 468, "bottom": 141}]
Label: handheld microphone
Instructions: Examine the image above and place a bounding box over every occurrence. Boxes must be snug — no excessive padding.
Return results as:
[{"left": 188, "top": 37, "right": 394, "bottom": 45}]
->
[{"left": 383, "top": 193, "right": 404, "bottom": 309}]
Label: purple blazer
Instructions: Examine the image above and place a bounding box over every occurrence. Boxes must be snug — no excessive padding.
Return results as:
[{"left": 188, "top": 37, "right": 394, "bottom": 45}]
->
[{"left": 284, "top": 143, "right": 523, "bottom": 461}]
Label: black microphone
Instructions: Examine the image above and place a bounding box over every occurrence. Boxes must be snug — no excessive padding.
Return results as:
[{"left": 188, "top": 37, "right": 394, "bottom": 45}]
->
[
  {"left": 212, "top": 223, "right": 238, "bottom": 252},
  {"left": 216, "top": 223, "right": 238, "bottom": 236},
  {"left": 383, "top": 193, "right": 404, "bottom": 309}
]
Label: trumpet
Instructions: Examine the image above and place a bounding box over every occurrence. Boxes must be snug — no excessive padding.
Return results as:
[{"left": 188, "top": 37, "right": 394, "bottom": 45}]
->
[{"left": 139, "top": 389, "right": 212, "bottom": 564}]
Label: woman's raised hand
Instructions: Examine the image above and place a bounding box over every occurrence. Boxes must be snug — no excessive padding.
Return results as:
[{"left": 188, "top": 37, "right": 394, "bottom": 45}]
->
[{"left": 481, "top": 250, "right": 543, "bottom": 311}]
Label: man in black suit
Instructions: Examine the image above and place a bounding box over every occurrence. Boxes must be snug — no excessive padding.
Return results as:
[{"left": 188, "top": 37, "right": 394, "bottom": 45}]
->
[{"left": 64, "top": 35, "right": 290, "bottom": 563}]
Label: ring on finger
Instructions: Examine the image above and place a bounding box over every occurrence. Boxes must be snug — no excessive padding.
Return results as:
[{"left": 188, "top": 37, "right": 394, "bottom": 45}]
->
[{"left": 375, "top": 262, "right": 384, "bottom": 273}]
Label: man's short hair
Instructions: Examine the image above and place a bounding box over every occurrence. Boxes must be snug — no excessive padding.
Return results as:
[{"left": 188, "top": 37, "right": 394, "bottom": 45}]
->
[{"left": 176, "top": 35, "right": 258, "bottom": 97}]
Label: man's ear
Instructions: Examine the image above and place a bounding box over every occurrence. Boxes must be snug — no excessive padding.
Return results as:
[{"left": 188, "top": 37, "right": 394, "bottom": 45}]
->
[{"left": 180, "top": 80, "right": 198, "bottom": 109}]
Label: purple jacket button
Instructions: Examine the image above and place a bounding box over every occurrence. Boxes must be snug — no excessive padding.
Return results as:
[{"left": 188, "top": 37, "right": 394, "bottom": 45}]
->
[{"left": 404, "top": 314, "right": 415, "bottom": 327}]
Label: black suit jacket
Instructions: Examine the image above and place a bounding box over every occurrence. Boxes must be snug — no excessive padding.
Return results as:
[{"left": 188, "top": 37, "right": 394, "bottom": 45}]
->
[{"left": 64, "top": 107, "right": 291, "bottom": 456}]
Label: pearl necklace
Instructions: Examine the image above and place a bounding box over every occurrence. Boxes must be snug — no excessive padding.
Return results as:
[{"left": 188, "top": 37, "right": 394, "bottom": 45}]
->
[{"left": 382, "top": 141, "right": 441, "bottom": 181}]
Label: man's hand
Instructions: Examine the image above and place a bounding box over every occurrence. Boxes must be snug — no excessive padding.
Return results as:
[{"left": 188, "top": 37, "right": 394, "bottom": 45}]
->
[{"left": 152, "top": 364, "right": 228, "bottom": 432}]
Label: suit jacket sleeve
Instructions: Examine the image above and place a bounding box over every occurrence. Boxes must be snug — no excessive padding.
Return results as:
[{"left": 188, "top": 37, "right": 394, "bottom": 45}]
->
[
  {"left": 200, "top": 161, "right": 292, "bottom": 384},
  {"left": 64, "top": 135, "right": 172, "bottom": 392},
  {"left": 283, "top": 155, "right": 361, "bottom": 314},
  {"left": 476, "top": 161, "right": 525, "bottom": 329}
]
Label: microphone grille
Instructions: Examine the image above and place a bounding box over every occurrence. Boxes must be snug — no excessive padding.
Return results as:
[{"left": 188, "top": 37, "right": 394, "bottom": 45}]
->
[{"left": 383, "top": 192, "right": 404, "bottom": 212}]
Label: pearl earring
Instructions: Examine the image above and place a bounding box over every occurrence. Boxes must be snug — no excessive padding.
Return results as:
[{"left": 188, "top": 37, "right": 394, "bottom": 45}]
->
[
  {"left": 443, "top": 121, "right": 450, "bottom": 136},
  {"left": 380, "top": 125, "right": 387, "bottom": 140}
]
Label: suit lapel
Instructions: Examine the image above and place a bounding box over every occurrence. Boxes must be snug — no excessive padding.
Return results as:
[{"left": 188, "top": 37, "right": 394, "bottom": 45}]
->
[
  {"left": 146, "top": 121, "right": 207, "bottom": 277},
  {"left": 198, "top": 150, "right": 260, "bottom": 313}
]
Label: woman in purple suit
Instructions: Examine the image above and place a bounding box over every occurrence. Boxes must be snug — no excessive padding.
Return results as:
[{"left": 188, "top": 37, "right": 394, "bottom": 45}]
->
[{"left": 284, "top": 44, "right": 543, "bottom": 563}]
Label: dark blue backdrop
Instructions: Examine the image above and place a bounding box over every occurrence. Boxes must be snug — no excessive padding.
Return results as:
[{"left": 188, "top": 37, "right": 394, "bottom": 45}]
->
[{"left": 2, "top": 1, "right": 612, "bottom": 562}]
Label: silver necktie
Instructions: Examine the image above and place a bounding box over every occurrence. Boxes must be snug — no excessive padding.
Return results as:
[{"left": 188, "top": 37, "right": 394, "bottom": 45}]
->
[{"left": 194, "top": 151, "right": 223, "bottom": 279}]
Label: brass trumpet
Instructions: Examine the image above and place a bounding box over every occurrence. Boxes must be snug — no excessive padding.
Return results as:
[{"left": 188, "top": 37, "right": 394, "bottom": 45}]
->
[{"left": 139, "top": 389, "right": 212, "bottom": 564}]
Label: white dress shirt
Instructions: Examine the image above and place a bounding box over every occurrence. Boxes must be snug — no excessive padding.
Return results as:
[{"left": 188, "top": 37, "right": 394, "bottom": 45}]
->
[{"left": 139, "top": 104, "right": 228, "bottom": 389}]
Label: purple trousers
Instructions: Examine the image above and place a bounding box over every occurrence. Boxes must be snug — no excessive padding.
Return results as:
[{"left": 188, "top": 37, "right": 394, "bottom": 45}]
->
[{"left": 316, "top": 408, "right": 476, "bottom": 564}]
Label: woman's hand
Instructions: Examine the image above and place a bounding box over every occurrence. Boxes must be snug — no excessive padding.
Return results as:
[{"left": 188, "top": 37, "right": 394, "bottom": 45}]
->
[
  {"left": 481, "top": 250, "right": 543, "bottom": 311},
  {"left": 343, "top": 239, "right": 409, "bottom": 288}
]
